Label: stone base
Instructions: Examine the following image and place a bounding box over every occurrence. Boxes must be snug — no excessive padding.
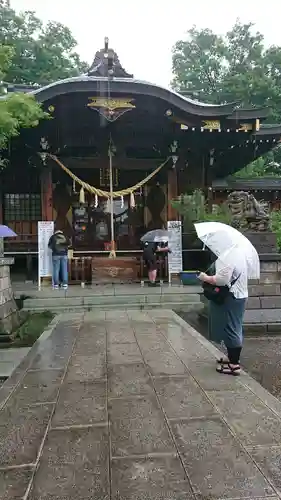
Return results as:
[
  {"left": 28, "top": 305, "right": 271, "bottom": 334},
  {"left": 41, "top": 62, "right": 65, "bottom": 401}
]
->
[
  {"left": 243, "top": 231, "right": 277, "bottom": 254},
  {"left": 92, "top": 257, "right": 139, "bottom": 284},
  {"left": 0, "top": 259, "right": 22, "bottom": 340}
]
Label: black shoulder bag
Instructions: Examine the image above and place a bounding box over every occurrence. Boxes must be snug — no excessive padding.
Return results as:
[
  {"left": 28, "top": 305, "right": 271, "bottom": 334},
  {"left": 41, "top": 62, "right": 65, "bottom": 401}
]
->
[{"left": 202, "top": 273, "right": 241, "bottom": 306}]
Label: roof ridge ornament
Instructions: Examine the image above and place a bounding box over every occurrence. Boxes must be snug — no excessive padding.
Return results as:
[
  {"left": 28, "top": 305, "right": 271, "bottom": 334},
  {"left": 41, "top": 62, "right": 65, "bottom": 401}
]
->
[{"left": 87, "top": 37, "right": 133, "bottom": 78}]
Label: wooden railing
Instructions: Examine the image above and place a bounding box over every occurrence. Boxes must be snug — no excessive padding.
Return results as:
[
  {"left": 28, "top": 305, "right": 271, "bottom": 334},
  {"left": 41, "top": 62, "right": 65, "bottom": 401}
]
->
[
  {"left": 5, "top": 238, "right": 169, "bottom": 282},
  {"left": 67, "top": 254, "right": 169, "bottom": 284}
]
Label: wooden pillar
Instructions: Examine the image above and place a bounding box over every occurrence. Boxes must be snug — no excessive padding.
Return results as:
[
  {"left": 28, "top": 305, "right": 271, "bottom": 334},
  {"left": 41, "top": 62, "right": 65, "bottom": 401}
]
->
[
  {"left": 167, "top": 167, "right": 178, "bottom": 221},
  {"left": 40, "top": 167, "right": 53, "bottom": 286},
  {"left": 41, "top": 167, "right": 53, "bottom": 221}
]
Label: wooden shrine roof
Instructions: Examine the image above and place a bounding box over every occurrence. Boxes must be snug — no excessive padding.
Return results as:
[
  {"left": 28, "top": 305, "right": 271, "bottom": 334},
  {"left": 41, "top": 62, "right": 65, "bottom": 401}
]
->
[{"left": 212, "top": 177, "right": 281, "bottom": 191}]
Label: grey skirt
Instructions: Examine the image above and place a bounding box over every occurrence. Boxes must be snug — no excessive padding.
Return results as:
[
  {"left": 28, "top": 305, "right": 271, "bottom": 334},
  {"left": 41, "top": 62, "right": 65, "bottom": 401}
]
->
[{"left": 208, "top": 293, "right": 246, "bottom": 348}]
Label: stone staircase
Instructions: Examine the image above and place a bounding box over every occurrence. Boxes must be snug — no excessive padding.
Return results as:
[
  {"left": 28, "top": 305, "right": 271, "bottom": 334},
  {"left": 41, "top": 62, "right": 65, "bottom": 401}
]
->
[
  {"left": 244, "top": 260, "right": 281, "bottom": 334},
  {"left": 199, "top": 258, "right": 281, "bottom": 336},
  {"left": 20, "top": 284, "right": 202, "bottom": 313}
]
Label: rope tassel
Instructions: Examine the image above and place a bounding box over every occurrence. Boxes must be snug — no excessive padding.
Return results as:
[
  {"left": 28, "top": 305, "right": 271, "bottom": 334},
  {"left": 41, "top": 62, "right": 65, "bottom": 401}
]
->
[
  {"left": 94, "top": 194, "right": 98, "bottom": 208},
  {"left": 130, "top": 192, "right": 135, "bottom": 208},
  {"left": 120, "top": 195, "right": 124, "bottom": 208},
  {"left": 79, "top": 186, "right": 85, "bottom": 204}
]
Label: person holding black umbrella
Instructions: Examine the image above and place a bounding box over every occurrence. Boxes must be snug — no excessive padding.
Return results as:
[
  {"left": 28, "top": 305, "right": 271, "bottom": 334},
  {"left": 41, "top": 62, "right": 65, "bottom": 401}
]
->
[{"left": 141, "top": 232, "right": 171, "bottom": 286}]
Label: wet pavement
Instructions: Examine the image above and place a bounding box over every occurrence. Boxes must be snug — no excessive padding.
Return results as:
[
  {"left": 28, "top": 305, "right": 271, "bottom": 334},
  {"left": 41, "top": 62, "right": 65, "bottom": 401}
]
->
[
  {"left": 180, "top": 311, "right": 281, "bottom": 401},
  {"left": 1, "top": 309, "right": 281, "bottom": 499}
]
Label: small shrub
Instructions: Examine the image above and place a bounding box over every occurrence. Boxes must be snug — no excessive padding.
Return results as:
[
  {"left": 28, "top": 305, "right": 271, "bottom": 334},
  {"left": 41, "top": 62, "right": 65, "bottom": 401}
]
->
[{"left": 270, "top": 210, "right": 281, "bottom": 251}]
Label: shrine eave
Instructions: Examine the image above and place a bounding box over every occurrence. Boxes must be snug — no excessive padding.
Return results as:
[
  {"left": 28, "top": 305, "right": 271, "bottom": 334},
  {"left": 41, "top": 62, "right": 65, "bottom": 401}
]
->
[
  {"left": 256, "top": 125, "right": 281, "bottom": 136},
  {"left": 212, "top": 177, "right": 281, "bottom": 191},
  {"left": 25, "top": 76, "right": 269, "bottom": 120}
]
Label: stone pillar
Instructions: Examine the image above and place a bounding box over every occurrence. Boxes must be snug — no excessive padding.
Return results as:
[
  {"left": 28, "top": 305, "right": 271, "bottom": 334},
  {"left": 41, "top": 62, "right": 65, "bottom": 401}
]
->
[{"left": 0, "top": 257, "right": 22, "bottom": 339}]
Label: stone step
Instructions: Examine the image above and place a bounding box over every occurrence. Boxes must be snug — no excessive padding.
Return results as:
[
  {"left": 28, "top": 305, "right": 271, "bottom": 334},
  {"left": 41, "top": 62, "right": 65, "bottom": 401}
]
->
[
  {"left": 244, "top": 308, "right": 281, "bottom": 324},
  {"left": 243, "top": 322, "right": 281, "bottom": 335},
  {"left": 23, "top": 292, "right": 201, "bottom": 312},
  {"left": 249, "top": 284, "right": 281, "bottom": 296},
  {"left": 22, "top": 300, "right": 203, "bottom": 313},
  {"left": 247, "top": 296, "right": 281, "bottom": 309}
]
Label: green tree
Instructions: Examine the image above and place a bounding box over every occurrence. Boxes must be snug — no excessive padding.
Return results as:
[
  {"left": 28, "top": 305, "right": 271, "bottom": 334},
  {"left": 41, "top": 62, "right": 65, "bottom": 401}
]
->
[
  {"left": 0, "top": 0, "right": 88, "bottom": 85},
  {"left": 172, "top": 20, "right": 281, "bottom": 177},
  {"left": 172, "top": 20, "right": 281, "bottom": 122},
  {"left": 0, "top": 43, "right": 48, "bottom": 154}
]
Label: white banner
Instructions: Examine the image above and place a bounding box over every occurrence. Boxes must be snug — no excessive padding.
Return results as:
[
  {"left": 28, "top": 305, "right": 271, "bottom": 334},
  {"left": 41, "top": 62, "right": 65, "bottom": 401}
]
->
[
  {"left": 167, "top": 220, "right": 183, "bottom": 274},
  {"left": 38, "top": 221, "right": 54, "bottom": 278}
]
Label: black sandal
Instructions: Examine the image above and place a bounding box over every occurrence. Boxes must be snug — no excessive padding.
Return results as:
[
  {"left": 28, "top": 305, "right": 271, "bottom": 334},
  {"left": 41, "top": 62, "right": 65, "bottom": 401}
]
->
[
  {"left": 216, "top": 363, "right": 241, "bottom": 376},
  {"left": 217, "top": 357, "right": 229, "bottom": 365}
]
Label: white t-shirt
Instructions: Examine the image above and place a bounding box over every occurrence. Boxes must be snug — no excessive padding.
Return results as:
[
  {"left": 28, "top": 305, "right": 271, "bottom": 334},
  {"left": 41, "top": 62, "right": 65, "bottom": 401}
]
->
[{"left": 215, "top": 256, "right": 248, "bottom": 299}]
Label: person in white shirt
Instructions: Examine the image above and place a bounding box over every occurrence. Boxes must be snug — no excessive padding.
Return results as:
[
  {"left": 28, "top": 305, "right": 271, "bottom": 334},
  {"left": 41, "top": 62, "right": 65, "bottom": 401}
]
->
[{"left": 198, "top": 249, "right": 248, "bottom": 376}]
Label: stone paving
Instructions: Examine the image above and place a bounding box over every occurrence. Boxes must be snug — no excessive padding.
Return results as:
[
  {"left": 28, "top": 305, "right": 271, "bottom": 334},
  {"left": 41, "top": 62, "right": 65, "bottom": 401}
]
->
[
  {"left": 1, "top": 309, "right": 281, "bottom": 499},
  {"left": 0, "top": 347, "right": 30, "bottom": 377}
]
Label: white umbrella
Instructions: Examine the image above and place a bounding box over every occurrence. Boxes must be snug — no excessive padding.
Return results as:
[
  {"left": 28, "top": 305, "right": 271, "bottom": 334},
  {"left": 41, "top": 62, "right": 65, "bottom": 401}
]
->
[{"left": 194, "top": 221, "right": 260, "bottom": 279}]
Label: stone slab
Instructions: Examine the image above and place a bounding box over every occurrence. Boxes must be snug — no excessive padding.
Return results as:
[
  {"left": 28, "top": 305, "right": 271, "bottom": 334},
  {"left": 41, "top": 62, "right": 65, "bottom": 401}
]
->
[
  {"left": 52, "top": 380, "right": 106, "bottom": 427},
  {"left": 243, "top": 323, "right": 268, "bottom": 335},
  {"left": 29, "top": 427, "right": 109, "bottom": 500},
  {"left": 0, "top": 404, "right": 53, "bottom": 466},
  {"left": 65, "top": 354, "right": 106, "bottom": 382},
  {"left": 244, "top": 308, "right": 281, "bottom": 323},
  {"left": 207, "top": 388, "right": 281, "bottom": 446},
  {"left": 171, "top": 418, "right": 274, "bottom": 498},
  {"left": 259, "top": 271, "right": 281, "bottom": 283},
  {"left": 249, "top": 283, "right": 280, "bottom": 296},
  {"left": 108, "top": 342, "right": 143, "bottom": 365},
  {"left": 107, "top": 327, "right": 136, "bottom": 344},
  {"left": 111, "top": 456, "right": 193, "bottom": 500},
  {"left": 109, "top": 395, "right": 163, "bottom": 421},
  {"left": 6, "top": 369, "right": 63, "bottom": 407},
  {"left": 260, "top": 261, "right": 278, "bottom": 272},
  {"left": 261, "top": 296, "right": 281, "bottom": 308},
  {"left": 0, "top": 468, "right": 33, "bottom": 500},
  {"left": 246, "top": 296, "right": 261, "bottom": 309},
  {"left": 250, "top": 446, "right": 281, "bottom": 491},
  {"left": 153, "top": 375, "right": 217, "bottom": 419},
  {"left": 108, "top": 363, "right": 153, "bottom": 397},
  {"left": 110, "top": 415, "right": 175, "bottom": 457},
  {"left": 143, "top": 351, "right": 187, "bottom": 376}
]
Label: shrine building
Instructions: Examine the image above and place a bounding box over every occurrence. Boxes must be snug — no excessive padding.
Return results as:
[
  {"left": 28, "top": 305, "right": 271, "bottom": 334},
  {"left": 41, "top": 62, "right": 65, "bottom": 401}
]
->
[{"left": 1, "top": 40, "right": 281, "bottom": 281}]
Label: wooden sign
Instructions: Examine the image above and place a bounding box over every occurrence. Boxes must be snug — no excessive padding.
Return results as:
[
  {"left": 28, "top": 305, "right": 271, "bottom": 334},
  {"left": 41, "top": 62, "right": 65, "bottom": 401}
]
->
[
  {"left": 38, "top": 221, "right": 54, "bottom": 289},
  {"left": 167, "top": 220, "right": 183, "bottom": 276}
]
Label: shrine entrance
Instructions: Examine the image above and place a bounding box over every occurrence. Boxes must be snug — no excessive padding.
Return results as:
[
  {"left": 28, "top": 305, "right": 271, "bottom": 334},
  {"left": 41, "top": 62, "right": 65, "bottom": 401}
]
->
[{"left": 52, "top": 161, "right": 168, "bottom": 253}]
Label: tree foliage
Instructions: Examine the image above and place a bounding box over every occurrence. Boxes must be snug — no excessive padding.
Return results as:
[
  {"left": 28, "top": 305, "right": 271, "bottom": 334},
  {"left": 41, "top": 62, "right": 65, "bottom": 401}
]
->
[
  {"left": 172, "top": 21, "right": 281, "bottom": 177},
  {"left": 172, "top": 21, "right": 281, "bottom": 123},
  {"left": 171, "top": 190, "right": 231, "bottom": 232},
  {"left": 0, "top": 43, "right": 48, "bottom": 152},
  {"left": 0, "top": 0, "right": 88, "bottom": 85}
]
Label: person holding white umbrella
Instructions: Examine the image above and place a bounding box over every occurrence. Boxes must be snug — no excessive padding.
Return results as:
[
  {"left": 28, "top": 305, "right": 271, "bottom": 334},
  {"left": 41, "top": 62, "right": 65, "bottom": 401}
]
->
[{"left": 195, "top": 222, "right": 260, "bottom": 376}]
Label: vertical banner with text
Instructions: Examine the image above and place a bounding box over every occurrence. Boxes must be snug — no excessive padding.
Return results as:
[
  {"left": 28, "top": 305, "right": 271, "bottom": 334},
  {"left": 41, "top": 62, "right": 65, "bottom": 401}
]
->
[
  {"left": 38, "top": 221, "right": 54, "bottom": 289},
  {"left": 167, "top": 220, "right": 183, "bottom": 281}
]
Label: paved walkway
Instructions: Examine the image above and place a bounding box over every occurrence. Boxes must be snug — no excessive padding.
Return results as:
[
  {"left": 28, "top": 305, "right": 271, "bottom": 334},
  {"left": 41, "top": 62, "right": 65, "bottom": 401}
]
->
[
  {"left": 1, "top": 309, "right": 281, "bottom": 499},
  {"left": 0, "top": 347, "right": 31, "bottom": 378}
]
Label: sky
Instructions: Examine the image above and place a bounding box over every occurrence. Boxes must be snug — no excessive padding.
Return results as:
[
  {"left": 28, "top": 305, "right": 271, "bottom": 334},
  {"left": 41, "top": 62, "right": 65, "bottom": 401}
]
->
[{"left": 10, "top": 0, "right": 281, "bottom": 88}]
